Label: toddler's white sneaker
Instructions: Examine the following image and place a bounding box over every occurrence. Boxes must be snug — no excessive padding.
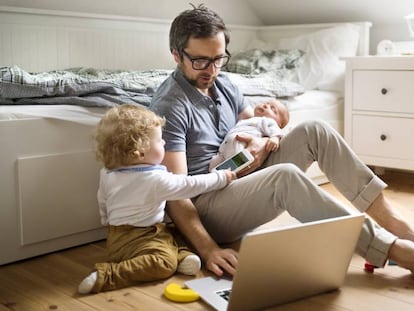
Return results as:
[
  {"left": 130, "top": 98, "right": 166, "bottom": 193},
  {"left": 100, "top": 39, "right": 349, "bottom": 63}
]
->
[
  {"left": 177, "top": 254, "right": 201, "bottom": 275},
  {"left": 78, "top": 271, "right": 97, "bottom": 294}
]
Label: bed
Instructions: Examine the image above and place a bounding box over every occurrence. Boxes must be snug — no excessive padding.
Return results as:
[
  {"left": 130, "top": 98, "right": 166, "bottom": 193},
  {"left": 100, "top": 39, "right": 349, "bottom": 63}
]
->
[{"left": 0, "top": 6, "right": 372, "bottom": 265}]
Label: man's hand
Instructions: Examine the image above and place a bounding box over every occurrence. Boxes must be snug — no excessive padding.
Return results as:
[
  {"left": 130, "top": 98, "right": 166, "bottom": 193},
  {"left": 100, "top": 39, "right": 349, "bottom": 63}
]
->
[
  {"left": 204, "top": 246, "right": 238, "bottom": 276},
  {"left": 235, "top": 134, "right": 270, "bottom": 177}
]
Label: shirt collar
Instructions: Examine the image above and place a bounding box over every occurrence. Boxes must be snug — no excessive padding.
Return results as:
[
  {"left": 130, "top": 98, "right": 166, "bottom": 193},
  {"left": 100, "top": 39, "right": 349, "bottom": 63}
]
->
[{"left": 173, "top": 68, "right": 221, "bottom": 106}]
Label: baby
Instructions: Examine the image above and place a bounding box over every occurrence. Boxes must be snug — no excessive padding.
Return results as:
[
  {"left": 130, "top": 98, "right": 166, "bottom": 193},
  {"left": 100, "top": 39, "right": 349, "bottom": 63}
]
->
[
  {"left": 78, "top": 104, "right": 236, "bottom": 294},
  {"left": 210, "top": 98, "right": 289, "bottom": 170}
]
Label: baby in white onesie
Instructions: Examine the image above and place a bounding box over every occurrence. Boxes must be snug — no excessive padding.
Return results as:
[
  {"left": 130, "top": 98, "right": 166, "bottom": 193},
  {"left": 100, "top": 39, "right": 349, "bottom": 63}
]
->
[{"left": 210, "top": 98, "right": 290, "bottom": 171}]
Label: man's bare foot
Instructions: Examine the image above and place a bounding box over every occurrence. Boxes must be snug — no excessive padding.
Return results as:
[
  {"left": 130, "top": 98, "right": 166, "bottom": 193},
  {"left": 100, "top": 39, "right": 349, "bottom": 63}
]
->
[
  {"left": 388, "top": 239, "right": 414, "bottom": 275},
  {"left": 367, "top": 194, "right": 414, "bottom": 242}
]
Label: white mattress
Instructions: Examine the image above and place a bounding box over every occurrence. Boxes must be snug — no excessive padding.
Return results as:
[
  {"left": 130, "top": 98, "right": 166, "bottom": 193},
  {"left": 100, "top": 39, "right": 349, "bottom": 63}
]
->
[
  {"left": 0, "top": 105, "right": 108, "bottom": 125},
  {"left": 0, "top": 90, "right": 343, "bottom": 132},
  {"left": 286, "top": 90, "right": 344, "bottom": 135}
]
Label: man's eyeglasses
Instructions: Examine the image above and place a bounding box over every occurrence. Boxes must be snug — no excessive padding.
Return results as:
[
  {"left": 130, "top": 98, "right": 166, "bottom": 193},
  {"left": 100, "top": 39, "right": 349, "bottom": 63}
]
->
[{"left": 181, "top": 50, "right": 230, "bottom": 70}]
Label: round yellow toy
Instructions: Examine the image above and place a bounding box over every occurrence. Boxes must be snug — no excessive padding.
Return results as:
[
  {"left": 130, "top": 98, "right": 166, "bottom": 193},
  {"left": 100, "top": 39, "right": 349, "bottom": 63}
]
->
[{"left": 164, "top": 283, "right": 200, "bottom": 302}]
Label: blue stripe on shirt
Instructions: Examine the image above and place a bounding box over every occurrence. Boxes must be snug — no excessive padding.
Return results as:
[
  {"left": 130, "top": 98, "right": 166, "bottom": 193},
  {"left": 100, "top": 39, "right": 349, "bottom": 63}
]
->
[{"left": 108, "top": 164, "right": 167, "bottom": 173}]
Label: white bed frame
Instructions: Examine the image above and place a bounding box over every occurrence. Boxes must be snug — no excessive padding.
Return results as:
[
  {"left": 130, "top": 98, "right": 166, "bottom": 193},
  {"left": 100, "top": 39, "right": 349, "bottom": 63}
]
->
[{"left": 0, "top": 6, "right": 371, "bottom": 265}]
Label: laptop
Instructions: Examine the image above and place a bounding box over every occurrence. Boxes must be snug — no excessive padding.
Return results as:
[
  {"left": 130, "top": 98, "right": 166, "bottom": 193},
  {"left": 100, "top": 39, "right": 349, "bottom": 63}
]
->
[{"left": 185, "top": 214, "right": 364, "bottom": 311}]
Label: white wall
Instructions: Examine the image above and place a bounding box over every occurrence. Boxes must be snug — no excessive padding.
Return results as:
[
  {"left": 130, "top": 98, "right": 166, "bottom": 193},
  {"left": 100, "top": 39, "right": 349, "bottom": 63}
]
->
[
  {"left": 1, "top": 0, "right": 413, "bottom": 54},
  {"left": 0, "top": 0, "right": 262, "bottom": 25},
  {"left": 248, "top": 0, "right": 413, "bottom": 54}
]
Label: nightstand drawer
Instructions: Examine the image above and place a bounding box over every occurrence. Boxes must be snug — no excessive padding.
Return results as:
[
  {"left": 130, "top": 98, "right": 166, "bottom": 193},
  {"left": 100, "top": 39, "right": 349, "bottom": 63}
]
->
[
  {"left": 353, "top": 70, "right": 414, "bottom": 114},
  {"left": 351, "top": 115, "right": 414, "bottom": 161}
]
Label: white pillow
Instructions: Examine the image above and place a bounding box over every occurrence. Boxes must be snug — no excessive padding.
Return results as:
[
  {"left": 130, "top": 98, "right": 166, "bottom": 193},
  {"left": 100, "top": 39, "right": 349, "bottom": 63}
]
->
[{"left": 278, "top": 24, "right": 360, "bottom": 92}]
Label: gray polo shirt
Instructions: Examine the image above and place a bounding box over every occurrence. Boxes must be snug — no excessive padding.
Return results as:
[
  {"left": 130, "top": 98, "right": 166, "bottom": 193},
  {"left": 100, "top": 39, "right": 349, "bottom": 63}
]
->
[{"left": 150, "top": 69, "right": 247, "bottom": 175}]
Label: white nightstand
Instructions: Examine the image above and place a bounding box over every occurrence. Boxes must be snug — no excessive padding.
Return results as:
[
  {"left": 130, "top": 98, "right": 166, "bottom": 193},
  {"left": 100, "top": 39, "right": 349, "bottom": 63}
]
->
[{"left": 344, "top": 56, "right": 414, "bottom": 172}]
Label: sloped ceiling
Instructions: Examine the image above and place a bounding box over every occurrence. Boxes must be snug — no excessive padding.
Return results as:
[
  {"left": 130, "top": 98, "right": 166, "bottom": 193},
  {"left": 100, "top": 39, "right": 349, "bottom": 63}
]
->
[{"left": 247, "top": 0, "right": 413, "bottom": 26}]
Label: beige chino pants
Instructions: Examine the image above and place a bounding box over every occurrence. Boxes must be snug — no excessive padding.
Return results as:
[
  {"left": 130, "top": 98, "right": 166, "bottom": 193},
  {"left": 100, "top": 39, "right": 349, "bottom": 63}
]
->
[{"left": 194, "top": 120, "right": 396, "bottom": 268}]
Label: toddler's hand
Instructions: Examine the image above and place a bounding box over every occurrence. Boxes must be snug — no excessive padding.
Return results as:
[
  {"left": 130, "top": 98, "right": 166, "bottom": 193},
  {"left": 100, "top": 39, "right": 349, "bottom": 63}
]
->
[{"left": 223, "top": 169, "right": 237, "bottom": 185}]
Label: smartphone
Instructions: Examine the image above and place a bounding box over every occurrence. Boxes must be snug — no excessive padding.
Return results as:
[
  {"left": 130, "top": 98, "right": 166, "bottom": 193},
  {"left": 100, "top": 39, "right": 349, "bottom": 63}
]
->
[{"left": 212, "top": 149, "right": 254, "bottom": 173}]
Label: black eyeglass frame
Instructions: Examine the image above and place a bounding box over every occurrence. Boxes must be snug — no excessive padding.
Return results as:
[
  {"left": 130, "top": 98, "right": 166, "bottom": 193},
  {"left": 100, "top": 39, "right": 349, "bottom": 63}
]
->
[{"left": 181, "top": 50, "right": 231, "bottom": 70}]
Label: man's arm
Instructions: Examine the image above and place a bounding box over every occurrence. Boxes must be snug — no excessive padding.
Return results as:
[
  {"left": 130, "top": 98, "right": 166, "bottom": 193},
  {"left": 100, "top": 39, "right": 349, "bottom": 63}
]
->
[{"left": 163, "top": 151, "right": 238, "bottom": 276}]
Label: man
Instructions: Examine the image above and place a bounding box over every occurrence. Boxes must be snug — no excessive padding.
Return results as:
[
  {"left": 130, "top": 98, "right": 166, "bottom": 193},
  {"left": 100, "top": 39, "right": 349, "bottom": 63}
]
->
[{"left": 150, "top": 5, "right": 414, "bottom": 277}]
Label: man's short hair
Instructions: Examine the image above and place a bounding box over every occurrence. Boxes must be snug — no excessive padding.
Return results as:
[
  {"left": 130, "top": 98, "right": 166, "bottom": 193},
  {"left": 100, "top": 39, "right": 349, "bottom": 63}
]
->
[{"left": 169, "top": 4, "right": 230, "bottom": 54}]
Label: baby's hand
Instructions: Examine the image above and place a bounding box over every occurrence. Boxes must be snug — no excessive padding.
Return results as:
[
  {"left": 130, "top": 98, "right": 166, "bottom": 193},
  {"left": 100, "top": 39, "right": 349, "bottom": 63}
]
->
[
  {"left": 265, "top": 136, "right": 280, "bottom": 152},
  {"left": 223, "top": 169, "right": 237, "bottom": 185}
]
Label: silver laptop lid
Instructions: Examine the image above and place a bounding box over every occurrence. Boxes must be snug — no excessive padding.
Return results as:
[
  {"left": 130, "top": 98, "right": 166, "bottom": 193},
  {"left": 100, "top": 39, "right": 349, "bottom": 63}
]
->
[{"left": 227, "top": 214, "right": 364, "bottom": 311}]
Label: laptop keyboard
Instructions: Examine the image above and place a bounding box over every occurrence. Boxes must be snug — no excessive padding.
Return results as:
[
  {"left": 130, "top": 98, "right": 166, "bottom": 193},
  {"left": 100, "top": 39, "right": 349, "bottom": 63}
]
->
[{"left": 216, "top": 289, "right": 232, "bottom": 301}]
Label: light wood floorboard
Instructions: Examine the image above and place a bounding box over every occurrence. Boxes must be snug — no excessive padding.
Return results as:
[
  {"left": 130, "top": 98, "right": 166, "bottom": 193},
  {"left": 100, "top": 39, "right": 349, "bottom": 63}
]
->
[{"left": 0, "top": 169, "right": 413, "bottom": 310}]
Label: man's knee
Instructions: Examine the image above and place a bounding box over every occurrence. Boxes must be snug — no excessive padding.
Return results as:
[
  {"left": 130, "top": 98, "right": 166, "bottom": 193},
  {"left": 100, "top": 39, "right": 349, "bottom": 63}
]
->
[
  {"left": 298, "top": 119, "right": 331, "bottom": 133},
  {"left": 272, "top": 163, "right": 303, "bottom": 176}
]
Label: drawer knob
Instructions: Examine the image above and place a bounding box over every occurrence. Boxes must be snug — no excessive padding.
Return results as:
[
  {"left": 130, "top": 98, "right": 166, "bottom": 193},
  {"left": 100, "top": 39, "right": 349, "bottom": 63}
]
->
[
  {"left": 380, "top": 134, "right": 387, "bottom": 141},
  {"left": 381, "top": 88, "right": 388, "bottom": 95}
]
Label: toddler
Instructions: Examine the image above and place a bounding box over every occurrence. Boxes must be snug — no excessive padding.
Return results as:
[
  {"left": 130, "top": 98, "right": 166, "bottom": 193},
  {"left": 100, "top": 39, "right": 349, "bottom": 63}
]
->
[{"left": 78, "top": 104, "right": 235, "bottom": 294}]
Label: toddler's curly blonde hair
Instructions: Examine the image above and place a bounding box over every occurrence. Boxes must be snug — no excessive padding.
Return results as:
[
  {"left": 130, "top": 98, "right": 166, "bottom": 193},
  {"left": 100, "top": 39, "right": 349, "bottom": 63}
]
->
[{"left": 95, "top": 104, "right": 165, "bottom": 169}]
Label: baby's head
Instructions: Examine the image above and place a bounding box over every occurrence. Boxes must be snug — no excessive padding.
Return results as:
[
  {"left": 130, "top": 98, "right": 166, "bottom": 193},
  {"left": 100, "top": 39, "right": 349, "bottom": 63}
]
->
[
  {"left": 95, "top": 104, "right": 165, "bottom": 169},
  {"left": 254, "top": 98, "right": 289, "bottom": 128}
]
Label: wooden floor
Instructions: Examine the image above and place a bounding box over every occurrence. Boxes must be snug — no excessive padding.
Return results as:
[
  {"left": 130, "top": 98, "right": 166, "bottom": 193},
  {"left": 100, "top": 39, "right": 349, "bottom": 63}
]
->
[{"left": 1, "top": 170, "right": 413, "bottom": 311}]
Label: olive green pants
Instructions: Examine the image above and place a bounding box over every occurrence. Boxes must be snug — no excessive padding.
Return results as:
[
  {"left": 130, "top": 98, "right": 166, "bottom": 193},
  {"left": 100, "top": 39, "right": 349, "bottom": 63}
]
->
[{"left": 92, "top": 223, "right": 193, "bottom": 293}]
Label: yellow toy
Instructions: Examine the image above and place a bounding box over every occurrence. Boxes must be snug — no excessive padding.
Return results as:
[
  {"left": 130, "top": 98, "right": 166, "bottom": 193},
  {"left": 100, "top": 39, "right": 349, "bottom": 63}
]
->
[{"left": 164, "top": 283, "right": 200, "bottom": 302}]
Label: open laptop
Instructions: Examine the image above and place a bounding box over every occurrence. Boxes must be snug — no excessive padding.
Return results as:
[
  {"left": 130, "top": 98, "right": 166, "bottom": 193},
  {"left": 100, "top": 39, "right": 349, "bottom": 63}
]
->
[{"left": 185, "top": 214, "right": 364, "bottom": 311}]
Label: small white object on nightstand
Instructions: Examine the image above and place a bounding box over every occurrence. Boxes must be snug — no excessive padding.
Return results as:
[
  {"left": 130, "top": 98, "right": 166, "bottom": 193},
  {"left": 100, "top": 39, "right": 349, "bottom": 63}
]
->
[
  {"left": 377, "top": 40, "right": 414, "bottom": 56},
  {"left": 377, "top": 40, "right": 396, "bottom": 55}
]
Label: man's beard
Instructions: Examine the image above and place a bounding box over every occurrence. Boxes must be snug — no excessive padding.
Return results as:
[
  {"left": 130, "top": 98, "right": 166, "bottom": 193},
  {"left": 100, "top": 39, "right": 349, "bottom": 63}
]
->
[{"left": 185, "top": 72, "right": 217, "bottom": 90}]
